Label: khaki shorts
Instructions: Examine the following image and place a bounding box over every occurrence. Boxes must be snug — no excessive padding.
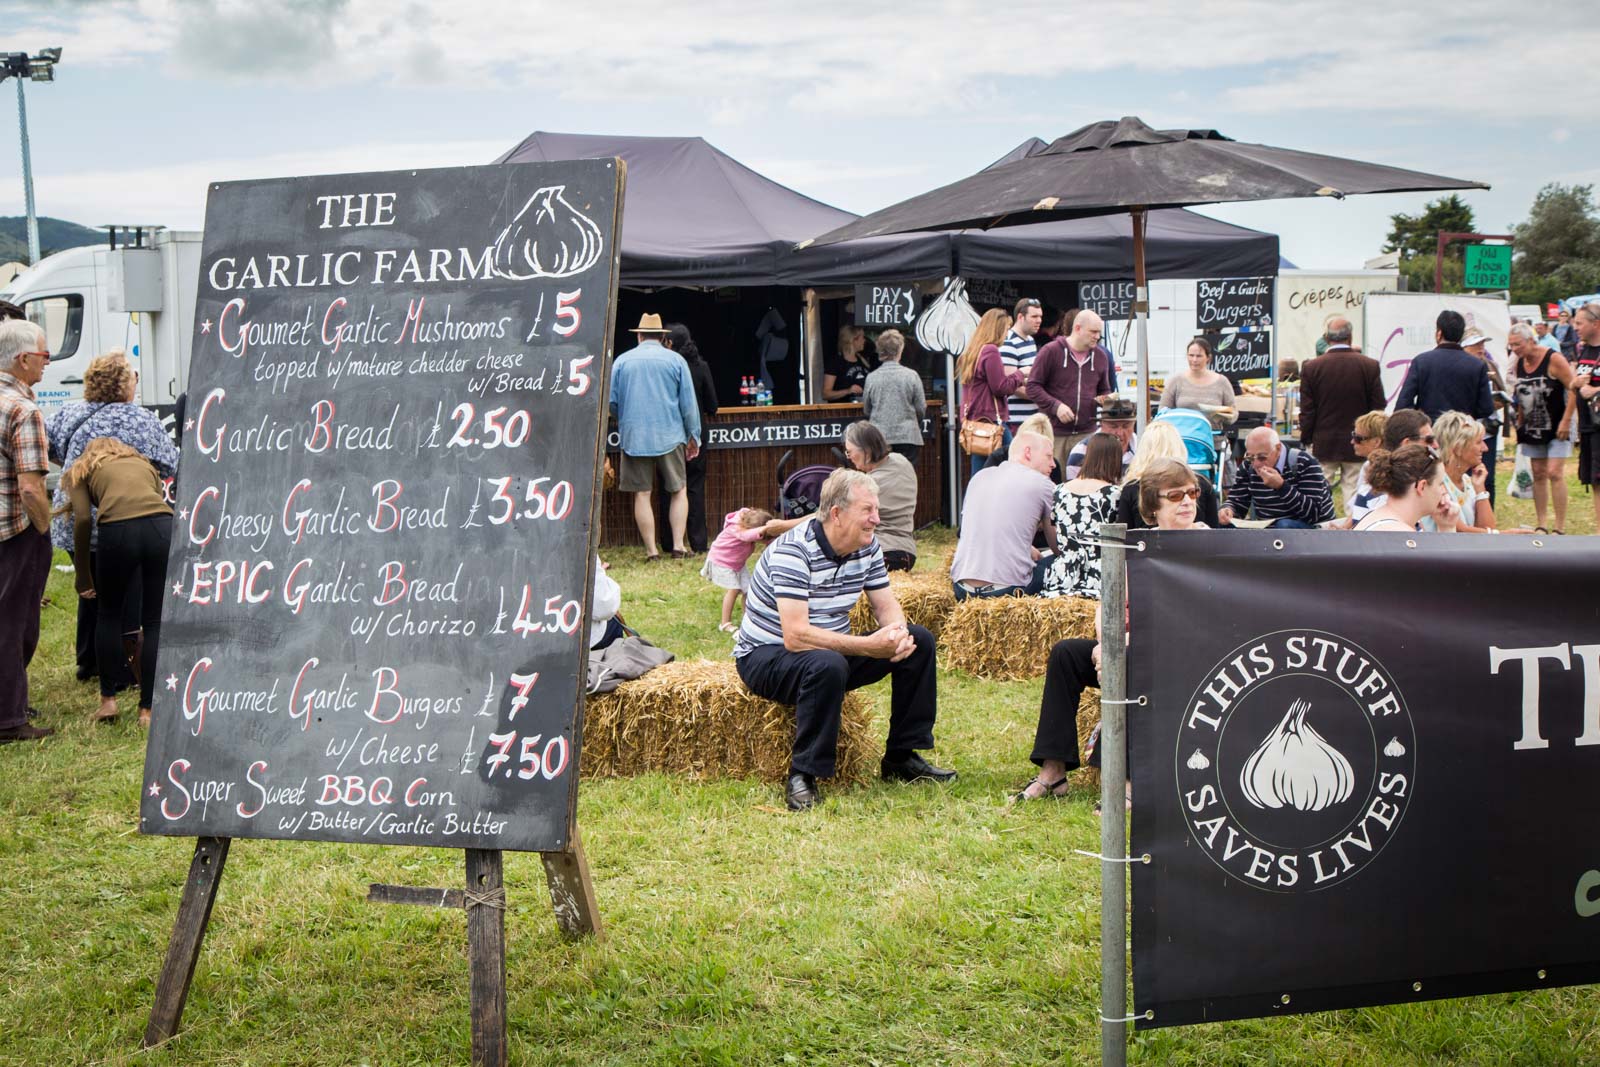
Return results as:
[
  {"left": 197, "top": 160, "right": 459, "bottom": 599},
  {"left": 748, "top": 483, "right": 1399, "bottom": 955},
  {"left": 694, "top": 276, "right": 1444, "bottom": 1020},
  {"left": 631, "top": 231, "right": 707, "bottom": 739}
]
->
[{"left": 618, "top": 445, "right": 687, "bottom": 493}]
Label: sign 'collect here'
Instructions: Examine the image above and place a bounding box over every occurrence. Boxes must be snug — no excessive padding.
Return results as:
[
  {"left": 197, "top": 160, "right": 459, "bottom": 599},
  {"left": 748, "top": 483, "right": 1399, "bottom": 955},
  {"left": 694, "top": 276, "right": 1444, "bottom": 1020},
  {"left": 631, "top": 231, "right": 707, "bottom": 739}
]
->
[{"left": 140, "top": 160, "right": 624, "bottom": 855}]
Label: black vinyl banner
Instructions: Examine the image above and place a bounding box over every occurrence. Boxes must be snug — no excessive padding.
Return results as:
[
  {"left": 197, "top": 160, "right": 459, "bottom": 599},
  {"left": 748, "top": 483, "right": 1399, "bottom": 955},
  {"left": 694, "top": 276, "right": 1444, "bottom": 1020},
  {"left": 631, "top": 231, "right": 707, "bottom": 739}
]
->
[
  {"left": 1127, "top": 531, "right": 1600, "bottom": 1028},
  {"left": 139, "top": 160, "right": 624, "bottom": 854}
]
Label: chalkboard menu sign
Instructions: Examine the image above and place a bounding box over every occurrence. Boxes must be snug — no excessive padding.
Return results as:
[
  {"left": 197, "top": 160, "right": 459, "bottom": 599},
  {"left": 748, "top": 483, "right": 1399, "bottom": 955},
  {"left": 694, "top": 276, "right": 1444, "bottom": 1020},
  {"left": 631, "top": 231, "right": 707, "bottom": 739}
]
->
[
  {"left": 139, "top": 160, "right": 624, "bottom": 854},
  {"left": 1196, "top": 276, "right": 1274, "bottom": 329},
  {"left": 1078, "top": 279, "right": 1135, "bottom": 321},
  {"left": 1210, "top": 329, "right": 1273, "bottom": 386}
]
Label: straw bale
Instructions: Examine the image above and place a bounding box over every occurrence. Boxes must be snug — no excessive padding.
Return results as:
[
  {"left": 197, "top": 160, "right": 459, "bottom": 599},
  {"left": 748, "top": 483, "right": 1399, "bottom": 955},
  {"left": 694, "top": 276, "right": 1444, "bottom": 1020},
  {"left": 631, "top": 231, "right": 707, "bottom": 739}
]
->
[
  {"left": 941, "top": 542, "right": 957, "bottom": 574},
  {"left": 581, "top": 659, "right": 874, "bottom": 784},
  {"left": 1067, "top": 688, "right": 1101, "bottom": 792},
  {"left": 940, "top": 595, "right": 1098, "bottom": 680},
  {"left": 847, "top": 570, "right": 957, "bottom": 638}
]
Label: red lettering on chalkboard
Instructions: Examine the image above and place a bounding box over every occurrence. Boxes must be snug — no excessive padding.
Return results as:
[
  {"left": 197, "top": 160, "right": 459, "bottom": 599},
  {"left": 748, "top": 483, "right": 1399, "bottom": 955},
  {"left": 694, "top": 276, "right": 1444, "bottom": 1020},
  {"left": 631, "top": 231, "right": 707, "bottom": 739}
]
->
[
  {"left": 161, "top": 759, "right": 192, "bottom": 820},
  {"left": 321, "top": 296, "right": 348, "bottom": 353},
  {"left": 369, "top": 479, "right": 403, "bottom": 533},
  {"left": 508, "top": 671, "right": 539, "bottom": 723},
  {"left": 195, "top": 388, "right": 226, "bottom": 462},
  {"left": 182, "top": 658, "right": 213, "bottom": 736},
  {"left": 512, "top": 585, "right": 542, "bottom": 635},
  {"left": 403, "top": 777, "right": 429, "bottom": 807},
  {"left": 399, "top": 296, "right": 424, "bottom": 344},
  {"left": 282, "top": 478, "right": 313, "bottom": 543},
  {"left": 553, "top": 288, "right": 582, "bottom": 337},
  {"left": 190, "top": 485, "right": 220, "bottom": 546},
  {"left": 289, "top": 656, "right": 320, "bottom": 732},
  {"left": 305, "top": 399, "right": 336, "bottom": 453},
  {"left": 368, "top": 666, "right": 403, "bottom": 724},
  {"left": 218, "top": 297, "right": 248, "bottom": 358},
  {"left": 376, "top": 560, "right": 407, "bottom": 606},
  {"left": 284, "top": 558, "right": 312, "bottom": 614},
  {"left": 566, "top": 356, "right": 594, "bottom": 396},
  {"left": 236, "top": 760, "right": 269, "bottom": 818}
]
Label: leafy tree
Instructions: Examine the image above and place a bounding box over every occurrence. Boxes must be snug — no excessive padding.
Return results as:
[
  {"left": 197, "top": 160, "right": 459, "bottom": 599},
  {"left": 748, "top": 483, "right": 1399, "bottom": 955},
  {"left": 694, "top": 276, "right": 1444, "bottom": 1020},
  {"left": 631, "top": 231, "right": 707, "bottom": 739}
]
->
[
  {"left": 1512, "top": 183, "right": 1600, "bottom": 276},
  {"left": 1398, "top": 253, "right": 1462, "bottom": 295},
  {"left": 1383, "top": 195, "right": 1477, "bottom": 270}
]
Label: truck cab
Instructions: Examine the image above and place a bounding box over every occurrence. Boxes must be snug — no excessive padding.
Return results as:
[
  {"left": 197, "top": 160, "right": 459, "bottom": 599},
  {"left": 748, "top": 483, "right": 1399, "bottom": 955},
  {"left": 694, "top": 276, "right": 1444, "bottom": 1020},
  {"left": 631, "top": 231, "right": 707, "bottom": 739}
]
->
[{"left": 0, "top": 226, "right": 201, "bottom": 428}]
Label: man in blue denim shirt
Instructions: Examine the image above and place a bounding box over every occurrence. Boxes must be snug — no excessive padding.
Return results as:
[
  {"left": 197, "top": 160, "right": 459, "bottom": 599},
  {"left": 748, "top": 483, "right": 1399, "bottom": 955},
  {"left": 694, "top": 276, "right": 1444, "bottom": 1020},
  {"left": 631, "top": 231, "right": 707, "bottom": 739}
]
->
[{"left": 611, "top": 313, "right": 702, "bottom": 559}]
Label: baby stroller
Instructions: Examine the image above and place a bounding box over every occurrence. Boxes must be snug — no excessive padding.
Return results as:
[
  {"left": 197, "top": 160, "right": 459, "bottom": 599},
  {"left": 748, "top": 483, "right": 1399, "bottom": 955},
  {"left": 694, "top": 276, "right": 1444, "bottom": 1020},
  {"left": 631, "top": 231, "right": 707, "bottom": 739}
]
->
[
  {"left": 1152, "top": 408, "right": 1224, "bottom": 488},
  {"left": 775, "top": 449, "right": 845, "bottom": 519}
]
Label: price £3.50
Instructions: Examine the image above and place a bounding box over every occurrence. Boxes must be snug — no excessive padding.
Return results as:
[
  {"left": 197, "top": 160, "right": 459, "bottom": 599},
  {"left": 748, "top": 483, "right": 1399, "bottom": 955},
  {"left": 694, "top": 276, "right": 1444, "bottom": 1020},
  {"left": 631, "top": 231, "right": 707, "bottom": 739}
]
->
[{"left": 484, "top": 475, "right": 575, "bottom": 524}]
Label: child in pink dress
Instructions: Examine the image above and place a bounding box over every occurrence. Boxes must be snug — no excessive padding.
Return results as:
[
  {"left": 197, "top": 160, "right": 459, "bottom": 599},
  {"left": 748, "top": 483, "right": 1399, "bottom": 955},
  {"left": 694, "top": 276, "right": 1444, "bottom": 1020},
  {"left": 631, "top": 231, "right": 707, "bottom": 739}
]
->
[{"left": 702, "top": 507, "right": 773, "bottom": 632}]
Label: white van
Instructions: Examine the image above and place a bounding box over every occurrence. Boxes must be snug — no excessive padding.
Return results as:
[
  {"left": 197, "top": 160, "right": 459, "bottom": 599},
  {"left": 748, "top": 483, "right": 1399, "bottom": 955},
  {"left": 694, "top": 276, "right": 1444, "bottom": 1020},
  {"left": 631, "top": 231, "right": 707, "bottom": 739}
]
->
[{"left": 0, "top": 227, "right": 202, "bottom": 430}]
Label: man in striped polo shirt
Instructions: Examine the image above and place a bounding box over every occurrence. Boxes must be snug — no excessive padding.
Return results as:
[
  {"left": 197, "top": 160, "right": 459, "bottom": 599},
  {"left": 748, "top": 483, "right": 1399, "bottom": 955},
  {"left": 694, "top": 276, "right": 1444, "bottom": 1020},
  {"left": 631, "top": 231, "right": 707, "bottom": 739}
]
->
[
  {"left": 735, "top": 469, "right": 951, "bottom": 811},
  {"left": 1000, "top": 297, "right": 1044, "bottom": 433},
  {"left": 1220, "top": 426, "right": 1336, "bottom": 529}
]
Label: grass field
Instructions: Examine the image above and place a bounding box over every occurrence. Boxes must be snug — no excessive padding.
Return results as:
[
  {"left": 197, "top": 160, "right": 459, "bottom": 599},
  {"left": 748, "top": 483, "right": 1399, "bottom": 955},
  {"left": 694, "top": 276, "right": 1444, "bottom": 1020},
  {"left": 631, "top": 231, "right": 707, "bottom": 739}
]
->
[{"left": 3, "top": 469, "right": 1597, "bottom": 1066}]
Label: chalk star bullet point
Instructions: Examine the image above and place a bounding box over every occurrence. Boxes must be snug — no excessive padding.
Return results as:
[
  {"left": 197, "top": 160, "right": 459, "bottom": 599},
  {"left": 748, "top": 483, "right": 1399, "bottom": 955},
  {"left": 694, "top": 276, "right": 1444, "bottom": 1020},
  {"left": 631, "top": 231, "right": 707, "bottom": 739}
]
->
[
  {"left": 184, "top": 418, "right": 194, "bottom": 431},
  {"left": 178, "top": 507, "right": 189, "bottom": 520},
  {"left": 200, "top": 319, "right": 212, "bottom": 334},
  {"left": 171, "top": 582, "right": 183, "bottom": 596},
  {"left": 165, "top": 673, "right": 179, "bottom": 690},
  {"left": 148, "top": 782, "right": 161, "bottom": 796}
]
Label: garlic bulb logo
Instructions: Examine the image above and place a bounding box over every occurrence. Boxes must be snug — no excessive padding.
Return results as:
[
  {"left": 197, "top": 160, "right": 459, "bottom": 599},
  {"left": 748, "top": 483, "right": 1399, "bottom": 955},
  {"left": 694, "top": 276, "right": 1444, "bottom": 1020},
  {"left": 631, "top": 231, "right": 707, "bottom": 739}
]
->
[
  {"left": 1186, "top": 749, "right": 1210, "bottom": 771},
  {"left": 914, "top": 277, "right": 980, "bottom": 356},
  {"left": 1383, "top": 737, "right": 1406, "bottom": 758},
  {"left": 492, "top": 185, "right": 604, "bottom": 280},
  {"left": 1239, "top": 700, "right": 1354, "bottom": 812}
]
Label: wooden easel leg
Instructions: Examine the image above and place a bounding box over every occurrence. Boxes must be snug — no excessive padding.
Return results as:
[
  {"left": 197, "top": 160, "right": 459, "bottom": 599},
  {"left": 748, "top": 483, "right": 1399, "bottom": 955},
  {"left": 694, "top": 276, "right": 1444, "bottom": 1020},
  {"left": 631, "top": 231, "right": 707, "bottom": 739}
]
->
[
  {"left": 540, "top": 826, "right": 603, "bottom": 941},
  {"left": 143, "top": 836, "right": 231, "bottom": 1048},
  {"left": 465, "top": 849, "right": 508, "bottom": 1067}
]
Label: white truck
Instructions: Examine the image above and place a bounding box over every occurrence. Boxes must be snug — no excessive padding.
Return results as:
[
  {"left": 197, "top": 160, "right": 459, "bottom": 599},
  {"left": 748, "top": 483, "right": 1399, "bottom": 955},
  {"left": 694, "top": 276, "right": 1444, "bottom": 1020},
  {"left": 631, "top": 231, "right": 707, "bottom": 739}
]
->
[{"left": 0, "top": 226, "right": 202, "bottom": 427}]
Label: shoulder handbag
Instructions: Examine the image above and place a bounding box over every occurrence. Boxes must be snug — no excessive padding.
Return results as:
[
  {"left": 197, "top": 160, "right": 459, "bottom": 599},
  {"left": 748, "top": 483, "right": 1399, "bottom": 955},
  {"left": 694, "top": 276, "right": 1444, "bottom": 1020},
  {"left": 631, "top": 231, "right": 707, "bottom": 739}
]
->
[{"left": 958, "top": 353, "right": 1005, "bottom": 457}]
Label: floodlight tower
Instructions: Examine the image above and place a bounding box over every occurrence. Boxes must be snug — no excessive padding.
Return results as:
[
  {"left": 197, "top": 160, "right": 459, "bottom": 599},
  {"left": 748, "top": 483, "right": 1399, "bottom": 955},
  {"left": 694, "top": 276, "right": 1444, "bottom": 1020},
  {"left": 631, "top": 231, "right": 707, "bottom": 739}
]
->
[{"left": 1, "top": 48, "right": 63, "bottom": 265}]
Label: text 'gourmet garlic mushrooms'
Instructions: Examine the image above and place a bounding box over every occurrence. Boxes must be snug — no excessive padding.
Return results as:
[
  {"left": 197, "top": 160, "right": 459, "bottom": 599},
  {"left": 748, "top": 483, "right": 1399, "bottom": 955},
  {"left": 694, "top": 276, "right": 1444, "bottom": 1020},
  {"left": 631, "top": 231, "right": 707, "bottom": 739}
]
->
[
  {"left": 492, "top": 185, "right": 604, "bottom": 280},
  {"left": 1239, "top": 699, "right": 1354, "bottom": 813}
]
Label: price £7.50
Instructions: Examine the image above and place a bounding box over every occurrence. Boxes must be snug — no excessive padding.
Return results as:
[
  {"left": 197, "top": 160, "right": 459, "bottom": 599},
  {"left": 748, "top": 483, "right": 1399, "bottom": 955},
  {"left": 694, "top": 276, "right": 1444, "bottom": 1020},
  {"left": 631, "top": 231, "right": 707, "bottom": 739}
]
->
[{"left": 483, "top": 731, "right": 570, "bottom": 781}]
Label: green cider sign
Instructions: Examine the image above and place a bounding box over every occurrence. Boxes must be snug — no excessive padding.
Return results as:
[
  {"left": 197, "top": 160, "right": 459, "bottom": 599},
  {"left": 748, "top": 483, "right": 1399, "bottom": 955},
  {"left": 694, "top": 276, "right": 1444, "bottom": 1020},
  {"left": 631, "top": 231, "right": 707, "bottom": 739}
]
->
[{"left": 1463, "top": 243, "right": 1512, "bottom": 290}]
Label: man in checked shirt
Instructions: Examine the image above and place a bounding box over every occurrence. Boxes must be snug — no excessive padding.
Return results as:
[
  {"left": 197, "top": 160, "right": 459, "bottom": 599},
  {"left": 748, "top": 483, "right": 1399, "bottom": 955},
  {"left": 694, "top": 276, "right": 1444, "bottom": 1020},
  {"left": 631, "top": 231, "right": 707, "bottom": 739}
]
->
[{"left": 0, "top": 318, "right": 56, "bottom": 742}]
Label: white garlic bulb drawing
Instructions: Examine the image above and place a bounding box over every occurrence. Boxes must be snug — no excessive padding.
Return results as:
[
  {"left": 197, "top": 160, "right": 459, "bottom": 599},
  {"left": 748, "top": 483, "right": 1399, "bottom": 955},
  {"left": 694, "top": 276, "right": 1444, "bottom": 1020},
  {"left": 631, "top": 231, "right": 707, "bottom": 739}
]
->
[
  {"left": 1186, "top": 749, "right": 1210, "bottom": 771},
  {"left": 492, "top": 185, "right": 604, "bottom": 280},
  {"left": 914, "top": 276, "right": 980, "bottom": 356},
  {"left": 1239, "top": 700, "right": 1354, "bottom": 812},
  {"left": 1383, "top": 737, "right": 1406, "bottom": 758}
]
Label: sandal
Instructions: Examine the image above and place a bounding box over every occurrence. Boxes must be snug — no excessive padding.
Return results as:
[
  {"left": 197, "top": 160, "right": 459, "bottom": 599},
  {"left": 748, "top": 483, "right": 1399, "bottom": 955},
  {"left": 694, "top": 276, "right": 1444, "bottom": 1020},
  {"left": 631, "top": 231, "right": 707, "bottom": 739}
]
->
[
  {"left": 1534, "top": 526, "right": 1549, "bottom": 534},
  {"left": 643, "top": 553, "right": 662, "bottom": 563},
  {"left": 1011, "top": 775, "right": 1068, "bottom": 802},
  {"left": 718, "top": 622, "right": 738, "bottom": 633},
  {"left": 671, "top": 549, "right": 689, "bottom": 560}
]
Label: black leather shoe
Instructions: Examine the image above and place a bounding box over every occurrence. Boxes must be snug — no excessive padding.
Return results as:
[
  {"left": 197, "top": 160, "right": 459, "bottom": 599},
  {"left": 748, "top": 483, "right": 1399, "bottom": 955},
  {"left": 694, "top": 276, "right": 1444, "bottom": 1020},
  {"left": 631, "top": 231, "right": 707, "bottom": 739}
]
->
[
  {"left": 785, "top": 772, "right": 821, "bottom": 811},
  {"left": 880, "top": 753, "right": 957, "bottom": 785},
  {"left": 0, "top": 723, "right": 54, "bottom": 743}
]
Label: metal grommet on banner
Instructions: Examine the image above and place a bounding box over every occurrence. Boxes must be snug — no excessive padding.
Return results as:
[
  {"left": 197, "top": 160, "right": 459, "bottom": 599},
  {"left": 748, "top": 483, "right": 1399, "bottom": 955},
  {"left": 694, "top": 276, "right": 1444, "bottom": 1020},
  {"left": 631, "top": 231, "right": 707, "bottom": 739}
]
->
[
  {"left": 1101, "top": 1011, "right": 1154, "bottom": 1023},
  {"left": 1101, "top": 695, "right": 1148, "bottom": 706},
  {"left": 1532, "top": 538, "right": 1546, "bottom": 548},
  {"left": 1405, "top": 539, "right": 1418, "bottom": 548},
  {"left": 1078, "top": 537, "right": 1147, "bottom": 552},
  {"left": 1073, "top": 850, "right": 1152, "bottom": 865},
  {"left": 1279, "top": 994, "right": 1291, "bottom": 1005},
  {"left": 1538, "top": 969, "right": 1548, "bottom": 980},
  {"left": 1412, "top": 981, "right": 1423, "bottom": 992},
  {"left": 1272, "top": 539, "right": 1284, "bottom": 550}
]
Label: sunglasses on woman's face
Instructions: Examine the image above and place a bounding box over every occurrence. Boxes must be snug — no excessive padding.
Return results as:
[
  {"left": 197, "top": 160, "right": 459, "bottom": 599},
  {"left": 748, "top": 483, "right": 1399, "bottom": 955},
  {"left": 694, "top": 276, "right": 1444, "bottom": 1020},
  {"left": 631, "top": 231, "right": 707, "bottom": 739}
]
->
[
  {"left": 1160, "top": 487, "right": 1201, "bottom": 503},
  {"left": 1351, "top": 432, "right": 1370, "bottom": 443}
]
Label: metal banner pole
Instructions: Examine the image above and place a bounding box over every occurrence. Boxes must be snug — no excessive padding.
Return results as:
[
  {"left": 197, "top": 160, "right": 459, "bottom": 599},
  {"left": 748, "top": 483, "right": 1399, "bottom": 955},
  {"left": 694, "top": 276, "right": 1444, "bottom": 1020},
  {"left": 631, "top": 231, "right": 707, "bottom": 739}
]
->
[
  {"left": 946, "top": 350, "right": 960, "bottom": 524},
  {"left": 1098, "top": 521, "right": 1130, "bottom": 1067}
]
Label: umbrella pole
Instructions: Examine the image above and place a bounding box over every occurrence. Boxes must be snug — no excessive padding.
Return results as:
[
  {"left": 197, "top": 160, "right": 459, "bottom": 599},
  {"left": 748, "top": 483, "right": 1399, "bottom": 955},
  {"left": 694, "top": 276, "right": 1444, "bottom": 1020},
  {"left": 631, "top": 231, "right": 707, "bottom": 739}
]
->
[{"left": 1131, "top": 207, "right": 1150, "bottom": 434}]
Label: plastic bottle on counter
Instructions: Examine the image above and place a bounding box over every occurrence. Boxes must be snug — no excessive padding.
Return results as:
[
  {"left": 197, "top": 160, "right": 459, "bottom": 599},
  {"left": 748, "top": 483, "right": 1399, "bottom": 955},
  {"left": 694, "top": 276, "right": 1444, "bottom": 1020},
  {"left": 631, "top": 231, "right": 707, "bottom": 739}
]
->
[{"left": 739, "top": 376, "right": 751, "bottom": 405}]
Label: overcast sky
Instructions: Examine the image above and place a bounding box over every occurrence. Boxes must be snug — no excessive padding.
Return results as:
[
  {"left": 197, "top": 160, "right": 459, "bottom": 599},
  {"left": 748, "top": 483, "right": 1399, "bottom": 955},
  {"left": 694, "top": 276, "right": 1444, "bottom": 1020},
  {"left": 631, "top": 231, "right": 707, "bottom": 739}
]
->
[{"left": 4, "top": 0, "right": 1598, "bottom": 269}]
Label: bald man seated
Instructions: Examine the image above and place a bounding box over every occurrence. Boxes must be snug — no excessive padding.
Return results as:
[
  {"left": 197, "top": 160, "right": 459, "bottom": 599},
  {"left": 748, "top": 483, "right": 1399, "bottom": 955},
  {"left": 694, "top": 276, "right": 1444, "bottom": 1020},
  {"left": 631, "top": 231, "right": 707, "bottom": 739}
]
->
[{"left": 1219, "top": 426, "right": 1336, "bottom": 529}]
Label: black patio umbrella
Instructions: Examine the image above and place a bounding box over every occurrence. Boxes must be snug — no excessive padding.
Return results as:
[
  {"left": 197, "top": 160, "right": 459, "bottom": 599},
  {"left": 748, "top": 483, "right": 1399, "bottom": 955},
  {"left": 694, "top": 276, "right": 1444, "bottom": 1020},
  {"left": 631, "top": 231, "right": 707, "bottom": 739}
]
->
[{"left": 802, "top": 116, "right": 1488, "bottom": 427}]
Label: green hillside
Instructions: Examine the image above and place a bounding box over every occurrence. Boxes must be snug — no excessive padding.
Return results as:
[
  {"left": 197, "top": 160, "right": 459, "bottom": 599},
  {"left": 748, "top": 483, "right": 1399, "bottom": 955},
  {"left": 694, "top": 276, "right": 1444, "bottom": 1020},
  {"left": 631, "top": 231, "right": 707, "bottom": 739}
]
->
[{"left": 0, "top": 216, "right": 102, "bottom": 263}]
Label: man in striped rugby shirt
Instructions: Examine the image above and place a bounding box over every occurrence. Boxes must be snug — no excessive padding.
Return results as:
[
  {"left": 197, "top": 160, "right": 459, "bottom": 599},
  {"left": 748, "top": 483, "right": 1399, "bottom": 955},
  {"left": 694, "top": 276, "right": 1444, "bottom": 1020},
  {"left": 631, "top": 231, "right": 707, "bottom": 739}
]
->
[{"left": 734, "top": 469, "right": 952, "bottom": 811}]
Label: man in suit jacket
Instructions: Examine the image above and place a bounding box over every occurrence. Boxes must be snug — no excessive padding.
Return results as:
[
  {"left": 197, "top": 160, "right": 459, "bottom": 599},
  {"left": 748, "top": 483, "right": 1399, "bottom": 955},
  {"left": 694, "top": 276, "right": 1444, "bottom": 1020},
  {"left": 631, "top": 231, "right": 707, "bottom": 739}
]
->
[
  {"left": 1298, "top": 317, "right": 1385, "bottom": 516},
  {"left": 1393, "top": 310, "right": 1496, "bottom": 423}
]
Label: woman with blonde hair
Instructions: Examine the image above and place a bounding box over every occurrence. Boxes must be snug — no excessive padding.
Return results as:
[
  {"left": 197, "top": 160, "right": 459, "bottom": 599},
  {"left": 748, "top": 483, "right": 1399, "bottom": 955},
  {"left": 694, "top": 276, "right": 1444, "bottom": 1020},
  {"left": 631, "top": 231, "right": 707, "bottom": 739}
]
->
[
  {"left": 1114, "top": 422, "right": 1223, "bottom": 528},
  {"left": 60, "top": 436, "right": 174, "bottom": 725},
  {"left": 957, "top": 308, "right": 1020, "bottom": 477},
  {"left": 824, "top": 324, "right": 870, "bottom": 401},
  {"left": 1427, "top": 410, "right": 1531, "bottom": 533},
  {"left": 45, "top": 349, "right": 178, "bottom": 686}
]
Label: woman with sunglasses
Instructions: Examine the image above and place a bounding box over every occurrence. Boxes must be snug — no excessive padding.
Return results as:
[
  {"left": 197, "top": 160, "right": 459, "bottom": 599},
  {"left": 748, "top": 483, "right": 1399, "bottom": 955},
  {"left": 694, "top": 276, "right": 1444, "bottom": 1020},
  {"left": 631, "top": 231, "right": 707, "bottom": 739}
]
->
[
  {"left": 1012, "top": 458, "right": 1203, "bottom": 802},
  {"left": 1355, "top": 445, "right": 1451, "bottom": 531},
  {"left": 1348, "top": 409, "right": 1434, "bottom": 524}
]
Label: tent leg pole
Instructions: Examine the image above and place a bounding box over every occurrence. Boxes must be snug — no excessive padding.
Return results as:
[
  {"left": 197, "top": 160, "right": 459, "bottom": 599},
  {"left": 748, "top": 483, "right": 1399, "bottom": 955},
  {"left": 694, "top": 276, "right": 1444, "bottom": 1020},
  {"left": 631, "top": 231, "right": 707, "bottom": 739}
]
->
[
  {"left": 1132, "top": 208, "right": 1150, "bottom": 435},
  {"left": 1099, "top": 521, "right": 1130, "bottom": 1067},
  {"left": 947, "top": 351, "right": 960, "bottom": 525}
]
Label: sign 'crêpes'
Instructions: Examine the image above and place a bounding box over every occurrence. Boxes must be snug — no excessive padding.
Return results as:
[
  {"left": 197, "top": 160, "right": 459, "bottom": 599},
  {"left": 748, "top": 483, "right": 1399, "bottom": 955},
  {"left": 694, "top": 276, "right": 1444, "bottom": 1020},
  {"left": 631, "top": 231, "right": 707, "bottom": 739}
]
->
[{"left": 140, "top": 160, "right": 624, "bottom": 854}]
